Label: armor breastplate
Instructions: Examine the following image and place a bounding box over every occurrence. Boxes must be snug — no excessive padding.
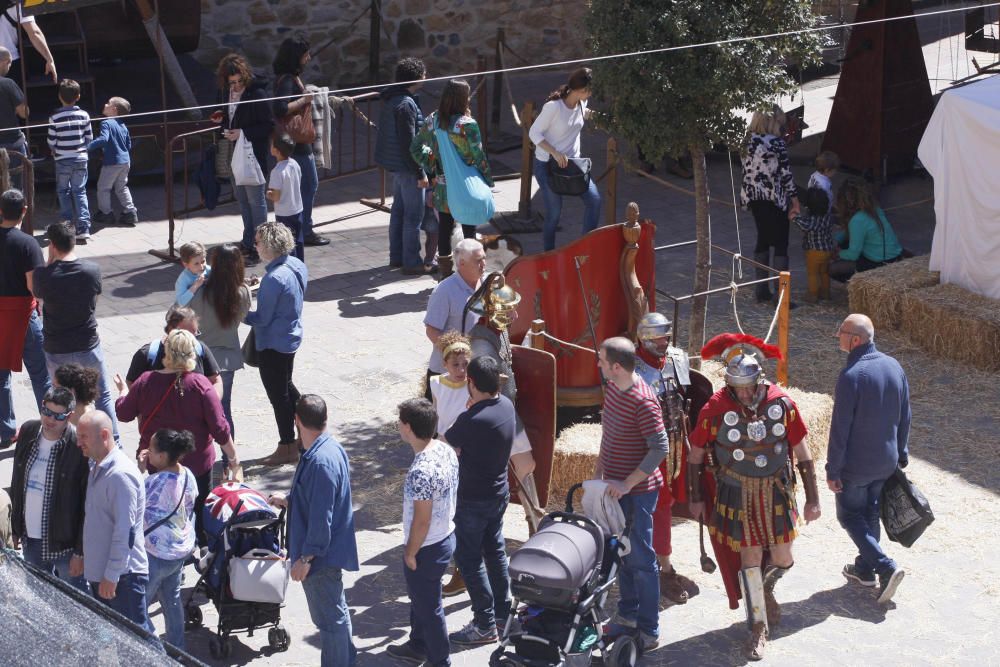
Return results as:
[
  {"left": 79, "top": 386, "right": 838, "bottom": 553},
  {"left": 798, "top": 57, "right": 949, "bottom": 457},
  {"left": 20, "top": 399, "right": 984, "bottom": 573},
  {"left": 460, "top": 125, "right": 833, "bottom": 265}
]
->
[
  {"left": 712, "top": 397, "right": 790, "bottom": 477},
  {"left": 470, "top": 324, "right": 516, "bottom": 402}
]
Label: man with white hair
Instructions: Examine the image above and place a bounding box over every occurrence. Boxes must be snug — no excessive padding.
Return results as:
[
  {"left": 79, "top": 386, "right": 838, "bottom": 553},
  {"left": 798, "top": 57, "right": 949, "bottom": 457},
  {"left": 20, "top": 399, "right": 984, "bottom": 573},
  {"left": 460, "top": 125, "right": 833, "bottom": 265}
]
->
[
  {"left": 422, "top": 238, "right": 485, "bottom": 397},
  {"left": 827, "top": 313, "right": 910, "bottom": 605}
]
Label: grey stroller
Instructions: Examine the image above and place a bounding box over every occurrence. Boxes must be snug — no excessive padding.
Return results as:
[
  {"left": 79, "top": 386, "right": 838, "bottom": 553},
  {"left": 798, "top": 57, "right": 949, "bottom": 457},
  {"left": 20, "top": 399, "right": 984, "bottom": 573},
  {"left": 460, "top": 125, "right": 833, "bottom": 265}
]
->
[{"left": 489, "top": 482, "right": 641, "bottom": 667}]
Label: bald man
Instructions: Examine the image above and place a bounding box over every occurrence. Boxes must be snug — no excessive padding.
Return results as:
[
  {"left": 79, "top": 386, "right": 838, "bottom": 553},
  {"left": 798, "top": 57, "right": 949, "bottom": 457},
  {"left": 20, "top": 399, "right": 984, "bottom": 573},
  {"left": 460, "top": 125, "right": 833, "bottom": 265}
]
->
[
  {"left": 827, "top": 314, "right": 910, "bottom": 605},
  {"left": 79, "top": 411, "right": 154, "bottom": 633}
]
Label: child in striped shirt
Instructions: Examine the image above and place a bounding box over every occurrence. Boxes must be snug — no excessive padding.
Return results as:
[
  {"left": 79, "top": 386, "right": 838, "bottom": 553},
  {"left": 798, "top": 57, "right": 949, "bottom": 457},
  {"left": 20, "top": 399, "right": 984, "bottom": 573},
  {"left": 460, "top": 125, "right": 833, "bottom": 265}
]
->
[{"left": 47, "top": 79, "right": 93, "bottom": 241}]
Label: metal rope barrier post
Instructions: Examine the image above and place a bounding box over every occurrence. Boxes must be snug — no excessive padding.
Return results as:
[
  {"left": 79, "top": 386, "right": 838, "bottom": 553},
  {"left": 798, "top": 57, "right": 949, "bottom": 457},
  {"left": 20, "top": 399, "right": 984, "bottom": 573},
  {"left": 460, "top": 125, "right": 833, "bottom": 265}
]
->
[{"left": 518, "top": 102, "right": 535, "bottom": 219}]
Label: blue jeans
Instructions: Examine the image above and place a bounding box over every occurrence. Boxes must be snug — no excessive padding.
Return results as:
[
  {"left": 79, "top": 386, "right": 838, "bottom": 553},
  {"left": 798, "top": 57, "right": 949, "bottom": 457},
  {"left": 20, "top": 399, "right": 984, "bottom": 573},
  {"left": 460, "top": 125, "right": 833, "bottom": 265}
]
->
[
  {"left": 92, "top": 572, "right": 155, "bottom": 633},
  {"left": 1, "top": 310, "right": 51, "bottom": 439},
  {"left": 301, "top": 564, "right": 357, "bottom": 667},
  {"left": 219, "top": 370, "right": 235, "bottom": 438},
  {"left": 232, "top": 179, "right": 267, "bottom": 253},
  {"left": 453, "top": 494, "right": 511, "bottom": 630},
  {"left": 291, "top": 151, "right": 319, "bottom": 238},
  {"left": 836, "top": 479, "right": 896, "bottom": 577},
  {"left": 147, "top": 554, "right": 186, "bottom": 649},
  {"left": 389, "top": 171, "right": 425, "bottom": 268},
  {"left": 617, "top": 490, "right": 660, "bottom": 638},
  {"left": 277, "top": 213, "right": 304, "bottom": 262},
  {"left": 404, "top": 533, "right": 454, "bottom": 667},
  {"left": 55, "top": 159, "right": 91, "bottom": 234},
  {"left": 534, "top": 157, "right": 602, "bottom": 251},
  {"left": 22, "top": 536, "right": 89, "bottom": 592},
  {"left": 44, "top": 344, "right": 120, "bottom": 446}
]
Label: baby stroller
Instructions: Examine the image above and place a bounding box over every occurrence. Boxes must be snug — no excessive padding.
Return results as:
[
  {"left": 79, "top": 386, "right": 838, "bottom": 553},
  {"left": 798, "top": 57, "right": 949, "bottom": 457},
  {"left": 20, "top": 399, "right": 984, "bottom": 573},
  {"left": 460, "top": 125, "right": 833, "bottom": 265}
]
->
[
  {"left": 490, "top": 482, "right": 641, "bottom": 667},
  {"left": 184, "top": 482, "right": 291, "bottom": 659}
]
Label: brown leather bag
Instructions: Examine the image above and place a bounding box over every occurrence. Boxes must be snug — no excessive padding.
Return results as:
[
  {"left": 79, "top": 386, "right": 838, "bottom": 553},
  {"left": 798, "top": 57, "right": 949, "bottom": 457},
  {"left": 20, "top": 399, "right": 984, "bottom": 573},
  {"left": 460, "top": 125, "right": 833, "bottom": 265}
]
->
[{"left": 275, "top": 75, "right": 316, "bottom": 145}]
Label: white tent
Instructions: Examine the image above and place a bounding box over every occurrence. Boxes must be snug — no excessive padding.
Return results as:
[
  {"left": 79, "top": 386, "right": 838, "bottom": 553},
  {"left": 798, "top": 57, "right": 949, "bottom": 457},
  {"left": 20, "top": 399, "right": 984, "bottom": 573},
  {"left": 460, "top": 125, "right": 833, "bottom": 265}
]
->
[{"left": 917, "top": 75, "right": 1000, "bottom": 300}]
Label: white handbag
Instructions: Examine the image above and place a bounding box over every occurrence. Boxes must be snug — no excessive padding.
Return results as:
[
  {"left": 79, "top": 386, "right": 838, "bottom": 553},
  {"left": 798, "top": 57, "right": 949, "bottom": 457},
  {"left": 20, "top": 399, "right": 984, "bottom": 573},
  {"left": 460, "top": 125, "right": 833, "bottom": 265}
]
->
[
  {"left": 228, "top": 549, "right": 290, "bottom": 603},
  {"left": 231, "top": 132, "right": 265, "bottom": 186}
]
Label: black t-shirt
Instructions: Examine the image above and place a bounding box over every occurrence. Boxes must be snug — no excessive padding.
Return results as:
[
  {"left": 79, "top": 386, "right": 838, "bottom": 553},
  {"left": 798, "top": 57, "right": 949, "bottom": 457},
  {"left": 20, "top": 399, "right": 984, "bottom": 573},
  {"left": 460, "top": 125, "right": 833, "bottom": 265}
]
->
[
  {"left": 32, "top": 259, "right": 102, "bottom": 354},
  {"left": 445, "top": 395, "right": 516, "bottom": 502},
  {"left": 125, "top": 339, "right": 221, "bottom": 384},
  {"left": 0, "top": 226, "right": 42, "bottom": 297},
  {"left": 0, "top": 77, "right": 24, "bottom": 144}
]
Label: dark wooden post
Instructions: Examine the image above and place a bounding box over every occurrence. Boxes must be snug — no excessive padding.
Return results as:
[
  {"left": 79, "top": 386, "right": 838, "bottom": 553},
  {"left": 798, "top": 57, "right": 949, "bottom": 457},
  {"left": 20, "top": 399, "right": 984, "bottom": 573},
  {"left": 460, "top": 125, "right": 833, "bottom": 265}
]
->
[
  {"left": 518, "top": 102, "right": 535, "bottom": 218},
  {"left": 605, "top": 137, "right": 618, "bottom": 227},
  {"left": 492, "top": 28, "right": 504, "bottom": 129},
  {"left": 369, "top": 0, "right": 381, "bottom": 84},
  {"left": 477, "top": 56, "right": 489, "bottom": 146}
]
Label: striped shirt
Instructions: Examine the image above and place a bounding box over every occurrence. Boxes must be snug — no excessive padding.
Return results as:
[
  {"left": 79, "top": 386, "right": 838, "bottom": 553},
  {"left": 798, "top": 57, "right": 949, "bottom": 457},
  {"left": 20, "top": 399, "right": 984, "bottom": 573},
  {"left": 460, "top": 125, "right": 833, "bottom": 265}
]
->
[
  {"left": 47, "top": 106, "right": 93, "bottom": 161},
  {"left": 598, "top": 376, "right": 665, "bottom": 495}
]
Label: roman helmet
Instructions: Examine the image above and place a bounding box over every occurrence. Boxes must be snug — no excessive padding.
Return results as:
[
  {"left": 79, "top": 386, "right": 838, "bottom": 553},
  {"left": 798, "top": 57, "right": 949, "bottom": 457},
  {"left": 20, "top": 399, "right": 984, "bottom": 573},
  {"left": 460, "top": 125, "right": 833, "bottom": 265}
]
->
[
  {"left": 637, "top": 311, "right": 673, "bottom": 357},
  {"left": 700, "top": 333, "right": 783, "bottom": 389},
  {"left": 465, "top": 272, "right": 521, "bottom": 332}
]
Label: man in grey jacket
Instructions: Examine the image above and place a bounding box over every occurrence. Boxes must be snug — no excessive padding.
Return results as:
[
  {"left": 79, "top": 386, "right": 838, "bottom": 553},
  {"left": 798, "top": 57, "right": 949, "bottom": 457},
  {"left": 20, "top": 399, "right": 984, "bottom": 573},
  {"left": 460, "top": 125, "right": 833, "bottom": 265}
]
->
[{"left": 78, "top": 410, "right": 152, "bottom": 631}]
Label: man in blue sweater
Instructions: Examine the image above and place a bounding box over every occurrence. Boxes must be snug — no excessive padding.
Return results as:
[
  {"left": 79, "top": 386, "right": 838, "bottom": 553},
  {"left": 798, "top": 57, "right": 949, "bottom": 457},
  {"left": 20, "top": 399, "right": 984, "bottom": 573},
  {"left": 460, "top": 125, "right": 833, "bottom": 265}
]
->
[
  {"left": 827, "top": 314, "right": 910, "bottom": 605},
  {"left": 269, "top": 394, "right": 359, "bottom": 666}
]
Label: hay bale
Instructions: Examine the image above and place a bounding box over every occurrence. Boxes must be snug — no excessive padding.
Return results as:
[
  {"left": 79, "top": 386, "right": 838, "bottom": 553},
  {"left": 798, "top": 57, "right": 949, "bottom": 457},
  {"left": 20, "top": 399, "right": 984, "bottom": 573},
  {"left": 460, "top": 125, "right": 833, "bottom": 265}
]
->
[
  {"left": 549, "top": 381, "right": 834, "bottom": 507},
  {"left": 847, "top": 256, "right": 939, "bottom": 331},
  {"left": 899, "top": 283, "right": 1000, "bottom": 371}
]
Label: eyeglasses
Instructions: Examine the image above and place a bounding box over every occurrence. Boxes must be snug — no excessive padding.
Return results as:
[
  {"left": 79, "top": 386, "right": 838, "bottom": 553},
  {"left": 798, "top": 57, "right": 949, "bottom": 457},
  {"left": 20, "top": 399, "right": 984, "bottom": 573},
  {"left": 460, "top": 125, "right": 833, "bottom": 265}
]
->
[
  {"left": 41, "top": 405, "right": 71, "bottom": 421},
  {"left": 834, "top": 327, "right": 859, "bottom": 338}
]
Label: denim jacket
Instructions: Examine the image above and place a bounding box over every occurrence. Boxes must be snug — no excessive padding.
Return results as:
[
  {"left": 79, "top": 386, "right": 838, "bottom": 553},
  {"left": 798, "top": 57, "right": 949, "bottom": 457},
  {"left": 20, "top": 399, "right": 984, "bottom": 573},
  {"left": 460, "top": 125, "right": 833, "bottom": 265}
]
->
[
  {"left": 88, "top": 118, "right": 132, "bottom": 166},
  {"left": 245, "top": 254, "right": 308, "bottom": 354}
]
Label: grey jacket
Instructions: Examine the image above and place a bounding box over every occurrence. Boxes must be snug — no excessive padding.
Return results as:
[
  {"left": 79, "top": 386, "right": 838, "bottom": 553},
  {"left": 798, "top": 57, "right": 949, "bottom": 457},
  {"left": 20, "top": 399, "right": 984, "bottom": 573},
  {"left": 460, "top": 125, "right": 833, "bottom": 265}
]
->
[{"left": 83, "top": 447, "right": 148, "bottom": 582}]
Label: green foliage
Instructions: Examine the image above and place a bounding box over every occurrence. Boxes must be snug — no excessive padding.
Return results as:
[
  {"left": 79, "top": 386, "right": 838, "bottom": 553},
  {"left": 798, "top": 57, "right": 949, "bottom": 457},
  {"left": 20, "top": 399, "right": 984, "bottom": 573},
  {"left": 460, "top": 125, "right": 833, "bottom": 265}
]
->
[{"left": 587, "top": 0, "right": 823, "bottom": 159}]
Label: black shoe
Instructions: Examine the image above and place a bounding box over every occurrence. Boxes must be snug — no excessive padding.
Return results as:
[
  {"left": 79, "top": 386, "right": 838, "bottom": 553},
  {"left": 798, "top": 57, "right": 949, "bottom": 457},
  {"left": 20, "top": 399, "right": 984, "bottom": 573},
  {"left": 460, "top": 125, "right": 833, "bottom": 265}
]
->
[
  {"left": 842, "top": 564, "right": 877, "bottom": 587},
  {"left": 92, "top": 210, "right": 115, "bottom": 225},
  {"left": 385, "top": 641, "right": 427, "bottom": 664},
  {"left": 118, "top": 210, "right": 138, "bottom": 227},
  {"left": 877, "top": 568, "right": 905, "bottom": 604},
  {"left": 401, "top": 264, "right": 433, "bottom": 276},
  {"left": 303, "top": 234, "right": 330, "bottom": 247},
  {"left": 0, "top": 437, "right": 13, "bottom": 450},
  {"left": 389, "top": 260, "right": 403, "bottom": 268}
]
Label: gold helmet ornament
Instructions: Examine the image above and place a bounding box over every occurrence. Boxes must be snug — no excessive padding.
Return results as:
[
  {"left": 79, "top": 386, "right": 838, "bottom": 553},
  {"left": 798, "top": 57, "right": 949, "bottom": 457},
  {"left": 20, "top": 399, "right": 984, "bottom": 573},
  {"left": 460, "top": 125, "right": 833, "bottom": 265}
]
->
[{"left": 466, "top": 272, "right": 521, "bottom": 331}]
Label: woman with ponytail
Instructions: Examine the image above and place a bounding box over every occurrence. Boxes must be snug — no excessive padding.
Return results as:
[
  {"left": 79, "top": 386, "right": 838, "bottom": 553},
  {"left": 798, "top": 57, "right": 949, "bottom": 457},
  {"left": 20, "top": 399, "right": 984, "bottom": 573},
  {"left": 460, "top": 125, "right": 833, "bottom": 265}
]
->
[{"left": 528, "top": 67, "right": 602, "bottom": 251}]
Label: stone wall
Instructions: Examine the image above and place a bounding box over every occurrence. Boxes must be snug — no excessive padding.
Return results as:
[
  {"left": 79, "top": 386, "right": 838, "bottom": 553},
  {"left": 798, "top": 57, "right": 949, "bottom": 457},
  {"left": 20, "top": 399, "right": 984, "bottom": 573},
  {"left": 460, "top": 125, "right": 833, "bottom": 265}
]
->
[{"left": 195, "top": 0, "right": 589, "bottom": 90}]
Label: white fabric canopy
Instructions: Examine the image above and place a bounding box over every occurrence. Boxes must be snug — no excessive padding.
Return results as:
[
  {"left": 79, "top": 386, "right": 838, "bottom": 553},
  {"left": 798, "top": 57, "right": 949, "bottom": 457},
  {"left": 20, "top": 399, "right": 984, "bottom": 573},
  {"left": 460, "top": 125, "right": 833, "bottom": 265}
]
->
[{"left": 918, "top": 75, "right": 1000, "bottom": 299}]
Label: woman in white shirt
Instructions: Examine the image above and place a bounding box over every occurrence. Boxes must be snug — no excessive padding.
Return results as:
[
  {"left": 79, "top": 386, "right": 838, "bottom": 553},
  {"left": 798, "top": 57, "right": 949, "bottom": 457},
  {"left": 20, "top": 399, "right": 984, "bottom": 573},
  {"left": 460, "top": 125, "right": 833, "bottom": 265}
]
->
[{"left": 528, "top": 67, "right": 602, "bottom": 251}]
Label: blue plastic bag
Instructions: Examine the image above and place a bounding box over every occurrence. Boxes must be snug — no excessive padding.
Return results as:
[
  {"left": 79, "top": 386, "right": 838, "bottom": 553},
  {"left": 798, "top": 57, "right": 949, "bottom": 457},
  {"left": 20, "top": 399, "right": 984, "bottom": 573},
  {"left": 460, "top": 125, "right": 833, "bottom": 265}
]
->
[{"left": 434, "top": 126, "right": 495, "bottom": 226}]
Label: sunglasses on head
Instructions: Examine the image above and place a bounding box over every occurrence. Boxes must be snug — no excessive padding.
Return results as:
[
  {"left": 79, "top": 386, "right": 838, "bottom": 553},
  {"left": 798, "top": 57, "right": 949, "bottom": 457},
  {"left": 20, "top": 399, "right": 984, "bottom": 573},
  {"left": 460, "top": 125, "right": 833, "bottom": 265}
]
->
[{"left": 41, "top": 405, "right": 71, "bottom": 421}]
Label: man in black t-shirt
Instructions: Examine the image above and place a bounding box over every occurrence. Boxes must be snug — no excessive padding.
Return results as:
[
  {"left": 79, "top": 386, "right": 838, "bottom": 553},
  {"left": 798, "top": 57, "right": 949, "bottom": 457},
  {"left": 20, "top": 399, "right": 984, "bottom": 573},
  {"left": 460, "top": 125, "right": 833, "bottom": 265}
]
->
[
  {"left": 0, "top": 189, "right": 49, "bottom": 448},
  {"left": 32, "top": 221, "right": 119, "bottom": 445},
  {"left": 0, "top": 47, "right": 28, "bottom": 189},
  {"left": 444, "top": 356, "right": 515, "bottom": 645},
  {"left": 123, "top": 304, "right": 221, "bottom": 394}
]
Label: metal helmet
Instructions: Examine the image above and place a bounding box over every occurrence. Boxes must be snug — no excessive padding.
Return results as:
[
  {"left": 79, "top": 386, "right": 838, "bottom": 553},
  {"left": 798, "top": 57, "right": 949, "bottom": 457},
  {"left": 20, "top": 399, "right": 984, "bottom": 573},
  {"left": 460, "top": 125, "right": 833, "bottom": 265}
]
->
[
  {"left": 637, "top": 312, "right": 673, "bottom": 357},
  {"left": 468, "top": 272, "right": 521, "bottom": 331},
  {"left": 724, "top": 351, "right": 763, "bottom": 388}
]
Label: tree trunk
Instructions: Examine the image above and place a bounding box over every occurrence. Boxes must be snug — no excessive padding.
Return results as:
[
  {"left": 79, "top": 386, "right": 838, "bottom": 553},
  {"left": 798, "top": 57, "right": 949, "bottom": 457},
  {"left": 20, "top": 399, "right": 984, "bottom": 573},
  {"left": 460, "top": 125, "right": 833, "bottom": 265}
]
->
[{"left": 687, "top": 144, "right": 711, "bottom": 368}]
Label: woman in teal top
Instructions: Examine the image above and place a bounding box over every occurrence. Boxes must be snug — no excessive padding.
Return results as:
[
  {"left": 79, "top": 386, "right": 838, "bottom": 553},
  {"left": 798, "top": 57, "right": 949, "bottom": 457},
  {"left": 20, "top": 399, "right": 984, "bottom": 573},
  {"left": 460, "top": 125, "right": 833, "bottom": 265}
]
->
[{"left": 832, "top": 179, "right": 903, "bottom": 280}]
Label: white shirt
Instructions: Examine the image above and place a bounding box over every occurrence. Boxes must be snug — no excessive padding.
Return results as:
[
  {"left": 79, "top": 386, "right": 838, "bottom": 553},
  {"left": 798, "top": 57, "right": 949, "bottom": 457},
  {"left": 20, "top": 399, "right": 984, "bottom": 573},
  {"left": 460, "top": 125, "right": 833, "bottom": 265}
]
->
[
  {"left": 403, "top": 440, "right": 458, "bottom": 548},
  {"left": 269, "top": 158, "right": 303, "bottom": 216},
  {"left": 24, "top": 435, "right": 57, "bottom": 539},
  {"left": 529, "top": 98, "right": 587, "bottom": 162},
  {"left": 429, "top": 375, "right": 468, "bottom": 444},
  {"left": 0, "top": 6, "right": 34, "bottom": 62}
]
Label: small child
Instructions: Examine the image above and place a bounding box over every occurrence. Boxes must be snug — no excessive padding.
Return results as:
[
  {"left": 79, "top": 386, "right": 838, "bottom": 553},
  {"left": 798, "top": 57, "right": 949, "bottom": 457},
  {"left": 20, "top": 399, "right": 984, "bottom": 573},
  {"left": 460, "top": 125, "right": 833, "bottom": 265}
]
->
[
  {"left": 794, "top": 150, "right": 840, "bottom": 302},
  {"left": 89, "top": 96, "right": 138, "bottom": 227},
  {"left": 266, "top": 132, "right": 304, "bottom": 261},
  {"left": 47, "top": 79, "right": 92, "bottom": 241},
  {"left": 428, "top": 331, "right": 470, "bottom": 443},
  {"left": 175, "top": 241, "right": 210, "bottom": 306}
]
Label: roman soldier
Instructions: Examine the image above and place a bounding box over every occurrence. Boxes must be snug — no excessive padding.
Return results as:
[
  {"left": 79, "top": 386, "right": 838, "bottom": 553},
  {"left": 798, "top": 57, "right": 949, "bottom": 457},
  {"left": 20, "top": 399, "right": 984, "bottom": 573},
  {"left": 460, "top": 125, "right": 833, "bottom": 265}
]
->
[
  {"left": 687, "top": 333, "right": 821, "bottom": 661},
  {"left": 633, "top": 312, "right": 698, "bottom": 605}
]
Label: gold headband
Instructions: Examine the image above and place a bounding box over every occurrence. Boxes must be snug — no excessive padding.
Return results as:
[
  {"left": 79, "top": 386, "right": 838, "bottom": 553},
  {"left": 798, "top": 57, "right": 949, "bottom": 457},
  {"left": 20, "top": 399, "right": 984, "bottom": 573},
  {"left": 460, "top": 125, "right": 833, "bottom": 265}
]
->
[{"left": 442, "top": 342, "right": 471, "bottom": 359}]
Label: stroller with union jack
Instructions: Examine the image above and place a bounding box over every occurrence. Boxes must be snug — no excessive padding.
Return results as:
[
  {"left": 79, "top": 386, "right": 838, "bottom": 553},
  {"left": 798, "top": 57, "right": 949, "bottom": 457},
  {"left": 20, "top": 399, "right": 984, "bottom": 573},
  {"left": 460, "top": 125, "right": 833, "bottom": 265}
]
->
[{"left": 184, "top": 482, "right": 291, "bottom": 659}]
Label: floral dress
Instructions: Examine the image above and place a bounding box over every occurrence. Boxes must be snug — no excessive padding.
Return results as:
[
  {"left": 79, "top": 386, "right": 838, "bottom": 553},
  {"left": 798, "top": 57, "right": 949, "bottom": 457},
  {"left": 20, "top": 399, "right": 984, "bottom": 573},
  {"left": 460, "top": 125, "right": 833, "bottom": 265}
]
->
[{"left": 410, "top": 112, "right": 494, "bottom": 214}]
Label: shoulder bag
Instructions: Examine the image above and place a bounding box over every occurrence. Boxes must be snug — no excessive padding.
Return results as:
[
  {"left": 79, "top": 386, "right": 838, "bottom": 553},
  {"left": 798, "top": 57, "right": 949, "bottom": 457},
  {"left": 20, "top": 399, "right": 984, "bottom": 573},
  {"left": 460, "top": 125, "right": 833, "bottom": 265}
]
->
[
  {"left": 241, "top": 328, "right": 259, "bottom": 367},
  {"left": 143, "top": 472, "right": 190, "bottom": 537},
  {"left": 434, "top": 126, "right": 495, "bottom": 226},
  {"left": 275, "top": 75, "right": 316, "bottom": 145},
  {"left": 546, "top": 157, "right": 592, "bottom": 196}
]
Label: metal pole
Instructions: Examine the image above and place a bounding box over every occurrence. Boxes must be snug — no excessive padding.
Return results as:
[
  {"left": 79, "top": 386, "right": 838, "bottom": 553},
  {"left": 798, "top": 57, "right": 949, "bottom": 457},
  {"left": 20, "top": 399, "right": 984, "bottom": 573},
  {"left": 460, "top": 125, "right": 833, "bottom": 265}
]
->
[
  {"left": 369, "top": 0, "right": 381, "bottom": 84},
  {"left": 777, "top": 270, "right": 791, "bottom": 384},
  {"left": 492, "top": 28, "right": 504, "bottom": 129},
  {"left": 518, "top": 102, "right": 534, "bottom": 218}
]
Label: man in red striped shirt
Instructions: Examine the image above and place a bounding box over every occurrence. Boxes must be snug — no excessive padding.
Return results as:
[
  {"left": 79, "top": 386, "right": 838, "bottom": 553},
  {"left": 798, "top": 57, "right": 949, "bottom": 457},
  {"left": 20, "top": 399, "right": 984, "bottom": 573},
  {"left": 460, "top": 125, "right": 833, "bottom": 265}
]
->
[{"left": 596, "top": 336, "right": 669, "bottom": 651}]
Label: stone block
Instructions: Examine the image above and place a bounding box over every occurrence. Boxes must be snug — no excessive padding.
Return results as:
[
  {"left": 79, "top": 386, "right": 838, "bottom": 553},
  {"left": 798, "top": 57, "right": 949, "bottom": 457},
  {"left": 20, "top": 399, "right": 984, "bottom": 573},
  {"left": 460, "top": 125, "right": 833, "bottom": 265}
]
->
[
  {"left": 398, "top": 18, "right": 425, "bottom": 50},
  {"left": 248, "top": 1, "right": 277, "bottom": 24},
  {"left": 405, "top": 0, "right": 431, "bottom": 14},
  {"left": 277, "top": 2, "right": 309, "bottom": 25}
]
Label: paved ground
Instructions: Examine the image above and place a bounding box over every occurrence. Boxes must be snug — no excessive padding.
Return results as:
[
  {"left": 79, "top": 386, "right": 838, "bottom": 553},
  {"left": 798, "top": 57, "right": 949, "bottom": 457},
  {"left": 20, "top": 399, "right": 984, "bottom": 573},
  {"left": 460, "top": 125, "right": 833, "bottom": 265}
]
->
[{"left": 3, "top": 13, "right": 999, "bottom": 666}]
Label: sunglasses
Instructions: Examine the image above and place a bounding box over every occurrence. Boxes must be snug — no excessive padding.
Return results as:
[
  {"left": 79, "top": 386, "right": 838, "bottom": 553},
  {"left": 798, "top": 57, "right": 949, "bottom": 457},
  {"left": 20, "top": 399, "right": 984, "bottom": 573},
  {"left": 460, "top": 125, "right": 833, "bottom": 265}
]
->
[{"left": 41, "top": 405, "right": 71, "bottom": 421}]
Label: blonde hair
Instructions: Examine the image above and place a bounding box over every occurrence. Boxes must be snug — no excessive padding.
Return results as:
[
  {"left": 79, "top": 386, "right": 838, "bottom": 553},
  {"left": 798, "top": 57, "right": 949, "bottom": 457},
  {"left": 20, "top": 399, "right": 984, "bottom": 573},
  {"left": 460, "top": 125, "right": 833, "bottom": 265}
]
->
[
  {"left": 437, "top": 330, "right": 471, "bottom": 362},
  {"left": 255, "top": 221, "right": 295, "bottom": 257},
  {"left": 815, "top": 150, "right": 840, "bottom": 173},
  {"left": 748, "top": 105, "right": 786, "bottom": 137},
  {"left": 163, "top": 329, "right": 198, "bottom": 373}
]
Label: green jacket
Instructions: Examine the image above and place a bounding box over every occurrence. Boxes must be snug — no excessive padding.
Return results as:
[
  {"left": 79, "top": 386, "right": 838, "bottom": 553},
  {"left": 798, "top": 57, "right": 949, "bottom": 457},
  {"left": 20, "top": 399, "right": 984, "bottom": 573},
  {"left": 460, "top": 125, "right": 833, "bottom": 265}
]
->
[{"left": 837, "top": 208, "right": 902, "bottom": 263}]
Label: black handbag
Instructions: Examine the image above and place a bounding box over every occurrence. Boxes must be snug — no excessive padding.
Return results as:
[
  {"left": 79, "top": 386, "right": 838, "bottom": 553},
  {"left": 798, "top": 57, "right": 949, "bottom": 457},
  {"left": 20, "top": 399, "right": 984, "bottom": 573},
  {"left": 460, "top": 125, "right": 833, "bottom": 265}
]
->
[
  {"left": 880, "top": 467, "right": 934, "bottom": 548},
  {"left": 241, "top": 329, "right": 260, "bottom": 368},
  {"left": 547, "top": 157, "right": 592, "bottom": 196}
]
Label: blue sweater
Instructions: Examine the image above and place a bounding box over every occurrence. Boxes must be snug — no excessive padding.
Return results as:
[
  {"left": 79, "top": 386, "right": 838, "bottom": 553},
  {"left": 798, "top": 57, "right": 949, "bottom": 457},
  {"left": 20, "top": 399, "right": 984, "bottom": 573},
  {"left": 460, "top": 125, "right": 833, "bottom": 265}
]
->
[
  {"left": 288, "top": 433, "right": 359, "bottom": 571},
  {"left": 826, "top": 342, "right": 911, "bottom": 484},
  {"left": 88, "top": 117, "right": 132, "bottom": 165}
]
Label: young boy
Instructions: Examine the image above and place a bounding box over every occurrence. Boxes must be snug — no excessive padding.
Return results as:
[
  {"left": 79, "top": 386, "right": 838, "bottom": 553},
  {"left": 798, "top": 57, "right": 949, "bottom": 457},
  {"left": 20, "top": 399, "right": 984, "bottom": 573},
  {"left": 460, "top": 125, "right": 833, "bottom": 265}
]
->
[
  {"left": 47, "top": 79, "right": 92, "bottom": 242},
  {"left": 795, "top": 151, "right": 840, "bottom": 302},
  {"left": 266, "top": 132, "right": 304, "bottom": 261},
  {"left": 174, "top": 241, "right": 210, "bottom": 306},
  {"left": 89, "top": 96, "right": 138, "bottom": 227}
]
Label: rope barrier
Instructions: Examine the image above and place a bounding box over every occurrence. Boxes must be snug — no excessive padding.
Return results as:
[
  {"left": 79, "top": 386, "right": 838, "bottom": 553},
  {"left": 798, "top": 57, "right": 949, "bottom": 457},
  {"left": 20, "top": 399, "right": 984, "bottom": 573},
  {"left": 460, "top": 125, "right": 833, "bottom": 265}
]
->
[
  {"left": 496, "top": 45, "right": 522, "bottom": 127},
  {"left": 537, "top": 331, "right": 598, "bottom": 355},
  {"left": 3, "top": 0, "right": 995, "bottom": 135}
]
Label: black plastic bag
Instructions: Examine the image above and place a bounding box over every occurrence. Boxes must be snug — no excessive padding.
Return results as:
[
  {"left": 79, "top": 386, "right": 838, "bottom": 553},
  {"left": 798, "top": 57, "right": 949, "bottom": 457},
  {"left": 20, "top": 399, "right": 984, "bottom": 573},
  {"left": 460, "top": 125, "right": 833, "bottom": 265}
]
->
[{"left": 880, "top": 468, "right": 934, "bottom": 548}]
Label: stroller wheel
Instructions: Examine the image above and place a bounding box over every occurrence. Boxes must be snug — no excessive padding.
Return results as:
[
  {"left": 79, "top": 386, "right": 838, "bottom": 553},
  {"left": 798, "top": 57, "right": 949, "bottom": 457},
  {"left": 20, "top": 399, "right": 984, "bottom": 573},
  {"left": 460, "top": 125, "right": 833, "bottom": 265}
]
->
[
  {"left": 608, "top": 635, "right": 639, "bottom": 667},
  {"left": 184, "top": 605, "right": 203, "bottom": 630},
  {"left": 268, "top": 626, "right": 291, "bottom": 652}
]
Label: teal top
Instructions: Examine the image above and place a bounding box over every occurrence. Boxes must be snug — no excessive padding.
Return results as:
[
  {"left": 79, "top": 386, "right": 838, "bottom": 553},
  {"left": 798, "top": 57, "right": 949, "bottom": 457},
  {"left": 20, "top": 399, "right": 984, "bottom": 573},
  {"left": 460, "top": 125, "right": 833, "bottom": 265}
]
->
[{"left": 837, "top": 208, "right": 902, "bottom": 262}]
